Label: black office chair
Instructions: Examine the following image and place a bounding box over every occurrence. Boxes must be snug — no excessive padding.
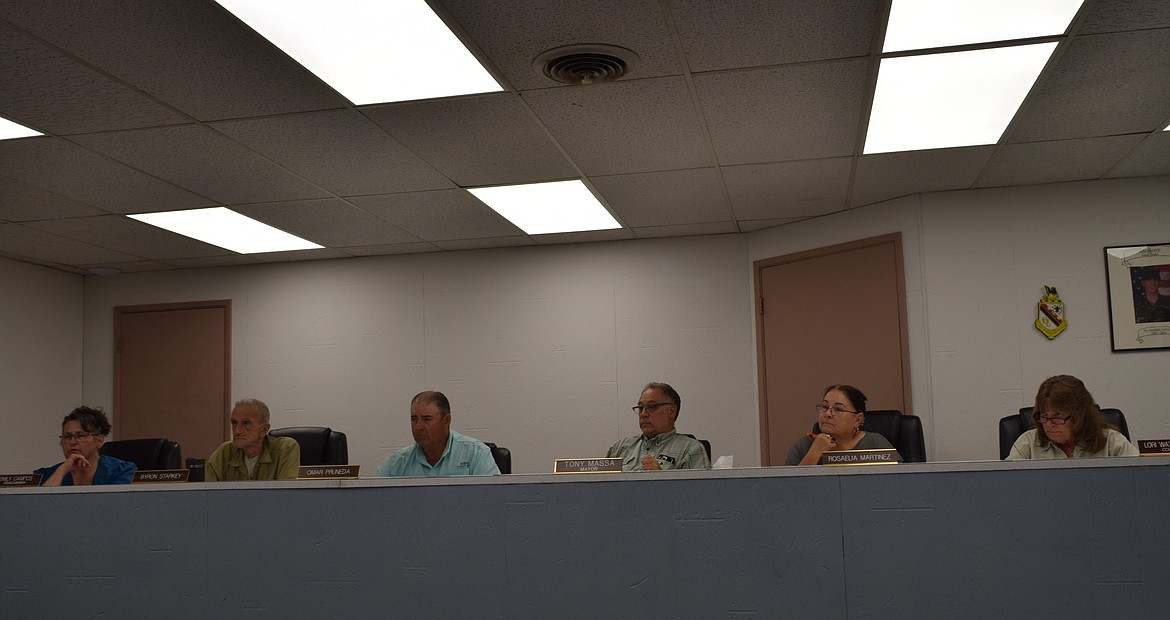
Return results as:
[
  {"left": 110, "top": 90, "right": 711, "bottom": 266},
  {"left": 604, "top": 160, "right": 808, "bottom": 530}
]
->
[
  {"left": 100, "top": 438, "right": 182, "bottom": 470},
  {"left": 269, "top": 427, "right": 348, "bottom": 466},
  {"left": 998, "top": 407, "right": 1129, "bottom": 460},
  {"left": 482, "top": 442, "right": 511, "bottom": 474},
  {"left": 812, "top": 410, "right": 926, "bottom": 462},
  {"left": 682, "top": 433, "right": 713, "bottom": 462}
]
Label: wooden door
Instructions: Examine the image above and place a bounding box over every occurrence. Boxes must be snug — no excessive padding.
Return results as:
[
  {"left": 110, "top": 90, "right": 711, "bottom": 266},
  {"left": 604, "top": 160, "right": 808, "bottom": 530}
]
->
[
  {"left": 114, "top": 300, "right": 231, "bottom": 464},
  {"left": 754, "top": 234, "right": 910, "bottom": 465}
]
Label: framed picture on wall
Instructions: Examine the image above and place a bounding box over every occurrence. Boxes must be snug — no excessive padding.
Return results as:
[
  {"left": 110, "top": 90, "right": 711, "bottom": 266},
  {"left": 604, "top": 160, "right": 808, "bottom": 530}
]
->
[{"left": 1104, "top": 243, "right": 1170, "bottom": 351}]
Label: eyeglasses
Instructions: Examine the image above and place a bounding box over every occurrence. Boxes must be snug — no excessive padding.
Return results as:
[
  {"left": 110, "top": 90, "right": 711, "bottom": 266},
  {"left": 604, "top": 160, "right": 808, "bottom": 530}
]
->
[
  {"left": 632, "top": 402, "right": 674, "bottom": 414},
  {"left": 59, "top": 432, "right": 99, "bottom": 442},
  {"left": 1033, "top": 412, "right": 1072, "bottom": 425},
  {"left": 815, "top": 404, "right": 859, "bottom": 416}
]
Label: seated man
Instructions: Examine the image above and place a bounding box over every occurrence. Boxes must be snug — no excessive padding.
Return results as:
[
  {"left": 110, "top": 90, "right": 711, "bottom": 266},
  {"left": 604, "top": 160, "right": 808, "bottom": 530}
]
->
[
  {"left": 607, "top": 382, "right": 710, "bottom": 471},
  {"left": 377, "top": 391, "right": 500, "bottom": 477},
  {"left": 206, "top": 398, "right": 300, "bottom": 481}
]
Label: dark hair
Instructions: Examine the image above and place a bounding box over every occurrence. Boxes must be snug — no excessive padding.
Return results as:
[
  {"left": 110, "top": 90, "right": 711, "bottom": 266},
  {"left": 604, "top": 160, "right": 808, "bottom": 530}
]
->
[
  {"left": 1032, "top": 375, "right": 1111, "bottom": 452},
  {"left": 823, "top": 384, "right": 867, "bottom": 414},
  {"left": 62, "top": 406, "right": 112, "bottom": 436},
  {"left": 412, "top": 391, "right": 451, "bottom": 416},
  {"left": 643, "top": 382, "right": 681, "bottom": 416}
]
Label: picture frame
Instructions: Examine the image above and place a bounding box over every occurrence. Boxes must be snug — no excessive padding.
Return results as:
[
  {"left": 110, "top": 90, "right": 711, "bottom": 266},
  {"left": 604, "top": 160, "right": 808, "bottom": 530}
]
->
[{"left": 1104, "top": 243, "right": 1170, "bottom": 351}]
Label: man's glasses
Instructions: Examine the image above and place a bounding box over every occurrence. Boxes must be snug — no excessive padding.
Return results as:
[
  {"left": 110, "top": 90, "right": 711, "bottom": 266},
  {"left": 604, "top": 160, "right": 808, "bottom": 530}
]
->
[
  {"left": 1033, "top": 412, "right": 1072, "bottom": 425},
  {"left": 815, "top": 404, "right": 859, "bottom": 416},
  {"left": 59, "top": 432, "right": 99, "bottom": 442},
  {"left": 632, "top": 402, "right": 674, "bottom": 414}
]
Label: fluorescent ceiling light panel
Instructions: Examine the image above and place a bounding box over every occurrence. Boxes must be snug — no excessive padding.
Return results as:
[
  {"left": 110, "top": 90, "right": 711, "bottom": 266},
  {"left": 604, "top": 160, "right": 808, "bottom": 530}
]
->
[
  {"left": 468, "top": 180, "right": 620, "bottom": 235},
  {"left": 884, "top": 0, "right": 1084, "bottom": 52},
  {"left": 0, "top": 116, "right": 42, "bottom": 140},
  {"left": 864, "top": 43, "right": 1058, "bottom": 154},
  {"left": 129, "top": 207, "right": 323, "bottom": 254},
  {"left": 215, "top": 0, "right": 501, "bottom": 104}
]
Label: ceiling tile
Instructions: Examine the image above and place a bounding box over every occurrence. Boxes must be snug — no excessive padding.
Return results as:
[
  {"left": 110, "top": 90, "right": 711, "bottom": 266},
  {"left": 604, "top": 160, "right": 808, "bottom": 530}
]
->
[
  {"left": 0, "top": 137, "right": 213, "bottom": 212},
  {"left": 1106, "top": 132, "right": 1170, "bottom": 178},
  {"left": 340, "top": 242, "right": 441, "bottom": 257},
  {"left": 0, "top": 221, "right": 141, "bottom": 264},
  {"left": 523, "top": 77, "right": 713, "bottom": 175},
  {"left": 1078, "top": 0, "right": 1170, "bottom": 34},
  {"left": 349, "top": 189, "right": 521, "bottom": 241},
  {"left": 71, "top": 124, "right": 332, "bottom": 204},
  {"left": 78, "top": 260, "right": 177, "bottom": 274},
  {"left": 363, "top": 94, "right": 578, "bottom": 187},
  {"left": 1009, "top": 29, "right": 1170, "bottom": 142},
  {"left": 695, "top": 60, "right": 869, "bottom": 165},
  {"left": 590, "top": 168, "right": 731, "bottom": 227},
  {"left": 722, "top": 158, "right": 853, "bottom": 220},
  {"left": 211, "top": 110, "right": 454, "bottom": 196},
  {"left": 738, "top": 218, "right": 813, "bottom": 233},
  {"left": 432, "top": 236, "right": 536, "bottom": 252},
  {"left": 631, "top": 222, "right": 739, "bottom": 238},
  {"left": 851, "top": 146, "right": 995, "bottom": 207},
  {"left": 976, "top": 135, "right": 1146, "bottom": 188},
  {"left": 533, "top": 228, "right": 635, "bottom": 245},
  {"left": 158, "top": 255, "right": 262, "bottom": 270},
  {"left": 233, "top": 199, "right": 422, "bottom": 247},
  {"left": 249, "top": 248, "right": 353, "bottom": 263},
  {"left": 25, "top": 215, "right": 231, "bottom": 260},
  {"left": 672, "top": 0, "right": 883, "bottom": 71},
  {"left": 438, "top": 0, "right": 680, "bottom": 90},
  {"left": 0, "top": 175, "right": 106, "bottom": 221}
]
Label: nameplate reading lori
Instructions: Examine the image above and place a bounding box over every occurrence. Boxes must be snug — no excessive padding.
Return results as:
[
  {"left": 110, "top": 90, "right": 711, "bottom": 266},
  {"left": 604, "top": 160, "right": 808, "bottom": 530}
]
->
[
  {"left": 298, "top": 465, "right": 360, "bottom": 479},
  {"left": 1137, "top": 439, "right": 1170, "bottom": 456},
  {"left": 0, "top": 473, "right": 43, "bottom": 486},
  {"left": 132, "top": 469, "right": 190, "bottom": 484},
  {"left": 819, "top": 449, "right": 900, "bottom": 466},
  {"left": 554, "top": 458, "right": 623, "bottom": 474}
]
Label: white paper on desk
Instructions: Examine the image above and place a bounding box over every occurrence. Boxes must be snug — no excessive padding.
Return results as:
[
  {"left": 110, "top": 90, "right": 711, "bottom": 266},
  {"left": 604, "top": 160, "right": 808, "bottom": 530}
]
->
[{"left": 713, "top": 455, "right": 733, "bottom": 469}]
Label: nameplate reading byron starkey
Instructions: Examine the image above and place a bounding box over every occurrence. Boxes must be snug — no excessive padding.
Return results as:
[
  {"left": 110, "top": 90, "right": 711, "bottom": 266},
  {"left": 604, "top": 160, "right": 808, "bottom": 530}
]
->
[
  {"left": 298, "top": 465, "right": 360, "bottom": 479},
  {"left": 0, "top": 473, "right": 42, "bottom": 486},
  {"left": 132, "top": 469, "right": 190, "bottom": 483},
  {"left": 819, "top": 449, "right": 900, "bottom": 466},
  {"left": 554, "top": 458, "right": 623, "bottom": 474},
  {"left": 1137, "top": 439, "right": 1170, "bottom": 456}
]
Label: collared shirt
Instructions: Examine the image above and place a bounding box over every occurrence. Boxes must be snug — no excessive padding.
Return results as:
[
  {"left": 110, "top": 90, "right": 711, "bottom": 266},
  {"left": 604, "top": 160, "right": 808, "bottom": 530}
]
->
[
  {"left": 35, "top": 454, "right": 137, "bottom": 485},
  {"left": 206, "top": 435, "right": 301, "bottom": 481},
  {"left": 376, "top": 429, "right": 500, "bottom": 477},
  {"left": 1007, "top": 428, "right": 1139, "bottom": 460},
  {"left": 606, "top": 430, "right": 710, "bottom": 471}
]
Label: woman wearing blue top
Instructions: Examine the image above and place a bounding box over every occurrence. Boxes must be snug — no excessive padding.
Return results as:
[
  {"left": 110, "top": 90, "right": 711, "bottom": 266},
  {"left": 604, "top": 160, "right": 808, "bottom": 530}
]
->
[{"left": 35, "top": 406, "right": 136, "bottom": 486}]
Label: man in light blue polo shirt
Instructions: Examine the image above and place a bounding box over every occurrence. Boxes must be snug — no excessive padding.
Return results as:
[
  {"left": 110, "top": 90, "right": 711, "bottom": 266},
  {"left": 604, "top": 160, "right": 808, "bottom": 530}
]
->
[{"left": 376, "top": 391, "right": 500, "bottom": 477}]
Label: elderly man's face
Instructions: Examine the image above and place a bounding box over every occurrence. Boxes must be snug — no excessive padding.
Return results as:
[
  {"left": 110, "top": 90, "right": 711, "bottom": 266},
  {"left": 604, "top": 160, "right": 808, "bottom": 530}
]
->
[
  {"left": 637, "top": 387, "right": 677, "bottom": 439},
  {"left": 230, "top": 405, "right": 269, "bottom": 454},
  {"left": 411, "top": 399, "right": 451, "bottom": 454}
]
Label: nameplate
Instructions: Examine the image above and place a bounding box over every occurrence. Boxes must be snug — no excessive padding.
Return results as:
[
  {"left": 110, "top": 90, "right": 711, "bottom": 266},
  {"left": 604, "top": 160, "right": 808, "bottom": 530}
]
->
[
  {"left": 132, "top": 469, "right": 190, "bottom": 483},
  {"left": 298, "top": 465, "right": 360, "bottom": 479},
  {"left": 0, "top": 473, "right": 42, "bottom": 486},
  {"left": 554, "top": 458, "right": 623, "bottom": 474},
  {"left": 1137, "top": 439, "right": 1170, "bottom": 456},
  {"left": 819, "top": 449, "right": 900, "bottom": 466}
]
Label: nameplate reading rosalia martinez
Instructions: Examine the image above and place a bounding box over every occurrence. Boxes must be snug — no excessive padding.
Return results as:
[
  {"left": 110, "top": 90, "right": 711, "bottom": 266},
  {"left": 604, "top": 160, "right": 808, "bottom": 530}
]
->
[
  {"left": 819, "top": 449, "right": 900, "bottom": 466},
  {"left": 297, "top": 465, "right": 360, "bottom": 479},
  {"left": 554, "top": 458, "right": 623, "bottom": 474},
  {"left": 1137, "top": 440, "right": 1170, "bottom": 456},
  {"left": 132, "top": 469, "right": 190, "bottom": 483},
  {"left": 0, "top": 473, "right": 42, "bottom": 486}
]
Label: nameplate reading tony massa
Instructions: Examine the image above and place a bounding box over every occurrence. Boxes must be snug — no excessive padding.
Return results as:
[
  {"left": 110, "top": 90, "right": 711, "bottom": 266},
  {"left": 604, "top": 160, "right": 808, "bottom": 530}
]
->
[
  {"left": 554, "top": 458, "right": 623, "bottom": 474},
  {"left": 132, "top": 469, "right": 190, "bottom": 483},
  {"left": 0, "top": 473, "right": 42, "bottom": 486},
  {"left": 1137, "top": 440, "right": 1170, "bottom": 456},
  {"left": 819, "top": 449, "right": 900, "bottom": 466},
  {"left": 298, "top": 465, "right": 360, "bottom": 479}
]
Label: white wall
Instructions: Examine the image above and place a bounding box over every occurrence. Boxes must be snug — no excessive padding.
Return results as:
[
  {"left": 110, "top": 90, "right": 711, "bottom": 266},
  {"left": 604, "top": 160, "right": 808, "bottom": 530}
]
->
[
  {"left": 80, "top": 235, "right": 758, "bottom": 473},
  {"left": 748, "top": 175, "right": 1170, "bottom": 461},
  {"left": 0, "top": 257, "right": 84, "bottom": 471}
]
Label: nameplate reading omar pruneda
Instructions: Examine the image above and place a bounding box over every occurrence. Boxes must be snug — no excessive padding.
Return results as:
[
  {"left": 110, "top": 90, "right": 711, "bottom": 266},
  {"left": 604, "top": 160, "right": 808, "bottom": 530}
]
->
[
  {"left": 1137, "top": 440, "right": 1170, "bottom": 456},
  {"left": 298, "top": 465, "right": 360, "bottom": 479},
  {"left": 0, "top": 473, "right": 42, "bottom": 486},
  {"left": 554, "top": 458, "right": 623, "bottom": 474},
  {"left": 132, "top": 469, "right": 190, "bottom": 483},
  {"left": 819, "top": 449, "right": 900, "bottom": 466}
]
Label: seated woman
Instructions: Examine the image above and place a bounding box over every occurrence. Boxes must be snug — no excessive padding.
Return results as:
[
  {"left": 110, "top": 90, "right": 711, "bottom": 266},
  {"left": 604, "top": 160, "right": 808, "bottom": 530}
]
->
[
  {"left": 35, "top": 406, "right": 137, "bottom": 486},
  {"left": 785, "top": 384, "right": 899, "bottom": 465},
  {"left": 1008, "top": 375, "right": 1139, "bottom": 460}
]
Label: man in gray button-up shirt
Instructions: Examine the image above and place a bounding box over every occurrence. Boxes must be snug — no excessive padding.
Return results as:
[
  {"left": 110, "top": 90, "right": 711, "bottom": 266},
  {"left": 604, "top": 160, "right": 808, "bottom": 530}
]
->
[{"left": 606, "top": 382, "right": 710, "bottom": 471}]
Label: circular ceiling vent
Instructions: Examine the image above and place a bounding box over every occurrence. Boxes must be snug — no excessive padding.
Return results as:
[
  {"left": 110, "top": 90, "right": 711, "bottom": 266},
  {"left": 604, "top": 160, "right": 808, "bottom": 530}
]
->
[{"left": 534, "top": 44, "right": 640, "bottom": 85}]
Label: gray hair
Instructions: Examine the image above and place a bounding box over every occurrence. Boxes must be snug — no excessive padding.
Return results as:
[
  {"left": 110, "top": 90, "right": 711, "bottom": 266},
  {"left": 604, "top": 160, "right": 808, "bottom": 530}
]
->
[{"left": 233, "top": 398, "right": 271, "bottom": 424}]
